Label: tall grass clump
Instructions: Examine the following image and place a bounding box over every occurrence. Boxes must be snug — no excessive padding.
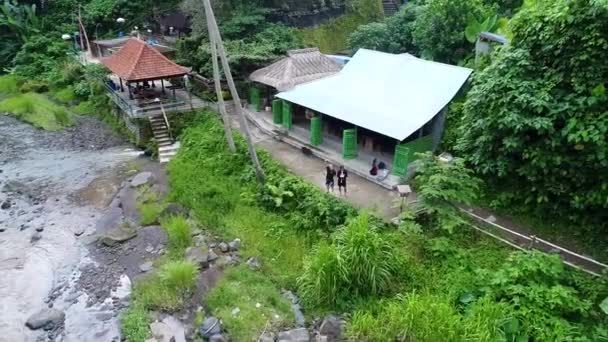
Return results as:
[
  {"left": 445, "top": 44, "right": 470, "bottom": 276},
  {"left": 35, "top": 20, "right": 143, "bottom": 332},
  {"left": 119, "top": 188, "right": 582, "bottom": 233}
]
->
[
  {"left": 160, "top": 215, "right": 192, "bottom": 253},
  {"left": 299, "top": 213, "right": 399, "bottom": 307},
  {"left": 160, "top": 260, "right": 199, "bottom": 299},
  {"left": 348, "top": 293, "right": 512, "bottom": 341},
  {"left": 0, "top": 93, "right": 72, "bottom": 130},
  {"left": 0, "top": 75, "right": 20, "bottom": 95}
]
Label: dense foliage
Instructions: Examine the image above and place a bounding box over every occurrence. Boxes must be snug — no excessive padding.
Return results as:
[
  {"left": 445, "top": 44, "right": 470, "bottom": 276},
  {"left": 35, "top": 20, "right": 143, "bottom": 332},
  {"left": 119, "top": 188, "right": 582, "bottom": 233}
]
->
[{"left": 456, "top": 0, "right": 608, "bottom": 232}]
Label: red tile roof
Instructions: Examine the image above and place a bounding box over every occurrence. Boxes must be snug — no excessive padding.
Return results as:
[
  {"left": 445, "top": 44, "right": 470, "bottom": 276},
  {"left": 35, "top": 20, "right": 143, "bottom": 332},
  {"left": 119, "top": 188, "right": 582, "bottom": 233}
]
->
[{"left": 101, "top": 38, "right": 190, "bottom": 82}]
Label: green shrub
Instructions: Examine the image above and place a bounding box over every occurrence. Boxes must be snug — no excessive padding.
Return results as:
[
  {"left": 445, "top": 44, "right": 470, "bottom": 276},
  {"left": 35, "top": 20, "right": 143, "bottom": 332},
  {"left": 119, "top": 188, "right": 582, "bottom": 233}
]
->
[
  {"left": 160, "top": 260, "right": 199, "bottom": 299},
  {"left": 52, "top": 87, "right": 77, "bottom": 104},
  {"left": 19, "top": 80, "right": 49, "bottom": 93},
  {"left": 475, "top": 251, "right": 594, "bottom": 340},
  {"left": 138, "top": 202, "right": 164, "bottom": 226},
  {"left": 206, "top": 266, "right": 294, "bottom": 341},
  {"left": 0, "top": 75, "right": 20, "bottom": 95},
  {"left": 0, "top": 92, "right": 72, "bottom": 130},
  {"left": 299, "top": 213, "right": 399, "bottom": 307},
  {"left": 160, "top": 215, "right": 192, "bottom": 253}
]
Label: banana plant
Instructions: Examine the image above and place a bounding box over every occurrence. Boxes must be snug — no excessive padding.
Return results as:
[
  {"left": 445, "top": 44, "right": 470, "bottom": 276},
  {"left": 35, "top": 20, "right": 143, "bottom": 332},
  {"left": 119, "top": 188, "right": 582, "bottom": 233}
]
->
[
  {"left": 0, "top": 0, "right": 40, "bottom": 43},
  {"left": 464, "top": 14, "right": 502, "bottom": 43}
]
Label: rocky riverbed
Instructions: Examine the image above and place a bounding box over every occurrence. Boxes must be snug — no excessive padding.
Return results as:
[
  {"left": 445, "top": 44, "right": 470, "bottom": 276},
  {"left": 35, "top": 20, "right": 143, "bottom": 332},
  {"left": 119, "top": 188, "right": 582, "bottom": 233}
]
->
[{"left": 0, "top": 114, "right": 154, "bottom": 342}]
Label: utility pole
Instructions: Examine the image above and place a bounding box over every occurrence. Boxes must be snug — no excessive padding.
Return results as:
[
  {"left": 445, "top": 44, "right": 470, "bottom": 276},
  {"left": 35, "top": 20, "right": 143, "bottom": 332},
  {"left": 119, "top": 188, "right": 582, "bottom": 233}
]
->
[
  {"left": 202, "top": 0, "right": 265, "bottom": 182},
  {"left": 204, "top": 7, "right": 236, "bottom": 153}
]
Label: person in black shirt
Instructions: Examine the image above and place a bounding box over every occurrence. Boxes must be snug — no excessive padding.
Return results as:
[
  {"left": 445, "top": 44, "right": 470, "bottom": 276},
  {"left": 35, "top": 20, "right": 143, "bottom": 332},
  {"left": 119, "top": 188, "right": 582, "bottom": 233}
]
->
[
  {"left": 325, "top": 165, "right": 336, "bottom": 193},
  {"left": 337, "top": 165, "right": 348, "bottom": 196}
]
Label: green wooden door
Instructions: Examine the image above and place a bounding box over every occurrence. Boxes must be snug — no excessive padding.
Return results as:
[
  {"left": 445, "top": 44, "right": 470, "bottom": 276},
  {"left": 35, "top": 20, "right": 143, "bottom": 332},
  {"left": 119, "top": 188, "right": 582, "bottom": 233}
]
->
[
  {"left": 282, "top": 100, "right": 292, "bottom": 129},
  {"left": 272, "top": 99, "right": 282, "bottom": 124},
  {"left": 310, "top": 116, "right": 322, "bottom": 146},
  {"left": 250, "top": 87, "right": 261, "bottom": 112},
  {"left": 393, "top": 144, "right": 410, "bottom": 177},
  {"left": 343, "top": 128, "right": 358, "bottom": 159}
]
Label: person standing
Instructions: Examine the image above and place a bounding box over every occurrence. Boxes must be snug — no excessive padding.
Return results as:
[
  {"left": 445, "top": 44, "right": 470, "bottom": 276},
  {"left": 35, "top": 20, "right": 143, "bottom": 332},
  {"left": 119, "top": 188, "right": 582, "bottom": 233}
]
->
[
  {"left": 325, "top": 164, "right": 336, "bottom": 193},
  {"left": 337, "top": 165, "right": 348, "bottom": 196}
]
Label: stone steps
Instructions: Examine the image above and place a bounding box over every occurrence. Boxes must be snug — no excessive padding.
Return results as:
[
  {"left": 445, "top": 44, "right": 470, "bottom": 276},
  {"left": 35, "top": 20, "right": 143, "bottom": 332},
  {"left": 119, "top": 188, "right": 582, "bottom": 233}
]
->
[{"left": 149, "top": 115, "right": 180, "bottom": 164}]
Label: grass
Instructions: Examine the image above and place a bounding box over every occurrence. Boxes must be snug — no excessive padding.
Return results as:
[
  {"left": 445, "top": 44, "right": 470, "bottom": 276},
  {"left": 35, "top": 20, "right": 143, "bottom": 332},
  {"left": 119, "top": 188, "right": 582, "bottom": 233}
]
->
[
  {"left": 136, "top": 184, "right": 165, "bottom": 226},
  {"left": 161, "top": 215, "right": 193, "bottom": 254},
  {"left": 0, "top": 75, "right": 20, "bottom": 95},
  {"left": 206, "top": 265, "right": 295, "bottom": 341},
  {"left": 121, "top": 303, "right": 150, "bottom": 341},
  {"left": 160, "top": 260, "right": 199, "bottom": 298},
  {"left": 52, "top": 86, "right": 77, "bottom": 104},
  {"left": 0, "top": 92, "right": 72, "bottom": 130}
]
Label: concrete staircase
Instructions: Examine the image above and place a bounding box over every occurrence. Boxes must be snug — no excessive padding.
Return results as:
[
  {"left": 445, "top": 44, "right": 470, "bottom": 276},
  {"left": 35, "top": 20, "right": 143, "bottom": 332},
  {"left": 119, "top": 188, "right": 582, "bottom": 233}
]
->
[
  {"left": 149, "top": 115, "right": 180, "bottom": 164},
  {"left": 383, "top": 0, "right": 400, "bottom": 16}
]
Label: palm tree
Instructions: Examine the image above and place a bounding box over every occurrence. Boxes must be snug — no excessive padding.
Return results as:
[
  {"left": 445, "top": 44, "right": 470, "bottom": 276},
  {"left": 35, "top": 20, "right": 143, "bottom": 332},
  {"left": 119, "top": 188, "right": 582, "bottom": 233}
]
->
[{"left": 202, "top": 0, "right": 265, "bottom": 182}]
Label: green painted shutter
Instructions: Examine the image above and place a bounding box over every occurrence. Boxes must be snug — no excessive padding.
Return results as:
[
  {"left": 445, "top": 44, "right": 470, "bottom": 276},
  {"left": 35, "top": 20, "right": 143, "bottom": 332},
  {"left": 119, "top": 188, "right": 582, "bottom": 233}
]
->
[
  {"left": 310, "top": 116, "right": 322, "bottom": 146},
  {"left": 272, "top": 99, "right": 282, "bottom": 124},
  {"left": 343, "top": 128, "right": 358, "bottom": 159},
  {"left": 282, "top": 100, "right": 292, "bottom": 129},
  {"left": 250, "top": 87, "right": 261, "bottom": 112},
  {"left": 393, "top": 144, "right": 410, "bottom": 177}
]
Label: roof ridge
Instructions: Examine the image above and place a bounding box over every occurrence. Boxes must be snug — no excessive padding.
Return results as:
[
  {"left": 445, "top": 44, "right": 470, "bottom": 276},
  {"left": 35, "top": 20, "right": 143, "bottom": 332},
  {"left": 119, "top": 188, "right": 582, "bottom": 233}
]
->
[{"left": 125, "top": 39, "right": 147, "bottom": 80}]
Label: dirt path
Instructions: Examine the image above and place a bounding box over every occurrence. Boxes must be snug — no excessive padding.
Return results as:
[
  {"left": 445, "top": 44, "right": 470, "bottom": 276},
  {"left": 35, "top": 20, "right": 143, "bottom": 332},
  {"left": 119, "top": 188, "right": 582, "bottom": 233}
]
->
[{"left": 0, "top": 114, "right": 149, "bottom": 341}]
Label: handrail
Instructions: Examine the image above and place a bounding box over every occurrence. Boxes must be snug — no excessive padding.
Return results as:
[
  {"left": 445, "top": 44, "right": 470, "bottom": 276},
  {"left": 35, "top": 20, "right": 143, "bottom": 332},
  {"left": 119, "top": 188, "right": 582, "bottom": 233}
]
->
[{"left": 157, "top": 99, "right": 173, "bottom": 142}]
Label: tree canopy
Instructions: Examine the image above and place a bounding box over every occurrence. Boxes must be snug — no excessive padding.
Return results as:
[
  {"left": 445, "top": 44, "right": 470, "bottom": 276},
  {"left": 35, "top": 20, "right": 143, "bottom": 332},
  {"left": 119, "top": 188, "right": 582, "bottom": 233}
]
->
[{"left": 456, "top": 0, "right": 608, "bottom": 229}]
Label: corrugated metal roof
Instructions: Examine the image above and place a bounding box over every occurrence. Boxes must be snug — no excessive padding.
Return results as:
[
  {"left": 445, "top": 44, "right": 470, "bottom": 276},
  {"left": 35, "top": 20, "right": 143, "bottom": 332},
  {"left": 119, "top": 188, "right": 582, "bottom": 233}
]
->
[
  {"left": 277, "top": 49, "right": 472, "bottom": 141},
  {"left": 250, "top": 48, "right": 342, "bottom": 91},
  {"left": 101, "top": 38, "right": 190, "bottom": 81}
]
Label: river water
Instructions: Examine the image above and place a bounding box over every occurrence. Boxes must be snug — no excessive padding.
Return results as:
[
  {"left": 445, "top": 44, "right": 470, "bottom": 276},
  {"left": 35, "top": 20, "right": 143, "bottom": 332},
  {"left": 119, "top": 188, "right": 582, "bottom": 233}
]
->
[{"left": 0, "top": 114, "right": 141, "bottom": 341}]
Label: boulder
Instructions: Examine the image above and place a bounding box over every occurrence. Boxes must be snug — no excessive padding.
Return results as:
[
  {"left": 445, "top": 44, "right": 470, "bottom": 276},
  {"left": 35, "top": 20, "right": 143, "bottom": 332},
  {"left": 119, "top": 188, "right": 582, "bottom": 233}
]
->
[
  {"left": 246, "top": 256, "right": 261, "bottom": 270},
  {"left": 99, "top": 223, "right": 137, "bottom": 246},
  {"left": 131, "top": 172, "right": 153, "bottom": 187},
  {"left": 259, "top": 333, "right": 275, "bottom": 342},
  {"left": 30, "top": 232, "right": 42, "bottom": 243},
  {"left": 207, "top": 249, "right": 219, "bottom": 262},
  {"left": 209, "top": 334, "right": 228, "bottom": 342},
  {"left": 25, "top": 308, "right": 65, "bottom": 330},
  {"left": 162, "top": 315, "right": 186, "bottom": 342},
  {"left": 139, "top": 261, "right": 154, "bottom": 273},
  {"left": 278, "top": 328, "right": 310, "bottom": 342},
  {"left": 160, "top": 203, "right": 189, "bottom": 219},
  {"left": 218, "top": 242, "right": 229, "bottom": 253},
  {"left": 150, "top": 321, "right": 174, "bottom": 342},
  {"left": 185, "top": 247, "right": 209, "bottom": 268},
  {"left": 1, "top": 201, "right": 10, "bottom": 210},
  {"left": 228, "top": 238, "right": 241, "bottom": 251},
  {"left": 318, "top": 315, "right": 344, "bottom": 342},
  {"left": 199, "top": 317, "right": 221, "bottom": 339}
]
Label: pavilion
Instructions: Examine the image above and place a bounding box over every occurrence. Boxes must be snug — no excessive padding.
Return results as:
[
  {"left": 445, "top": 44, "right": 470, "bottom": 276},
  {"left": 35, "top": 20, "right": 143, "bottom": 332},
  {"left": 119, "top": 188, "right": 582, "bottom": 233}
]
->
[
  {"left": 101, "top": 38, "right": 191, "bottom": 102},
  {"left": 249, "top": 48, "right": 342, "bottom": 110}
]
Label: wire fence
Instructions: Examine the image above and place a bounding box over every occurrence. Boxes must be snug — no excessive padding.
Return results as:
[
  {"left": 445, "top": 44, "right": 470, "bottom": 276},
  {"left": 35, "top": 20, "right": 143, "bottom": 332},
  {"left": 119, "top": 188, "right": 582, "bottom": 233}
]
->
[{"left": 459, "top": 209, "right": 608, "bottom": 277}]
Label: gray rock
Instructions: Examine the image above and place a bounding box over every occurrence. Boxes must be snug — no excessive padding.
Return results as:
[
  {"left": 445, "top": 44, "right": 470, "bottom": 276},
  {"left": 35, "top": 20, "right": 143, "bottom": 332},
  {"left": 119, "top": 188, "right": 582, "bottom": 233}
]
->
[
  {"left": 283, "top": 291, "right": 305, "bottom": 328},
  {"left": 185, "top": 247, "right": 208, "bottom": 268},
  {"left": 246, "top": 256, "right": 261, "bottom": 270},
  {"left": 218, "top": 242, "right": 229, "bottom": 253},
  {"left": 139, "top": 261, "right": 154, "bottom": 272},
  {"left": 259, "top": 333, "right": 275, "bottom": 342},
  {"left": 160, "top": 203, "right": 189, "bottom": 218},
  {"left": 25, "top": 308, "right": 65, "bottom": 330},
  {"left": 319, "top": 315, "right": 344, "bottom": 342},
  {"left": 199, "top": 317, "right": 221, "bottom": 339},
  {"left": 207, "top": 249, "right": 218, "bottom": 262},
  {"left": 73, "top": 227, "right": 85, "bottom": 236},
  {"left": 162, "top": 316, "right": 186, "bottom": 342},
  {"left": 1, "top": 201, "right": 10, "bottom": 210},
  {"left": 209, "top": 334, "right": 227, "bottom": 342},
  {"left": 150, "top": 321, "right": 174, "bottom": 342},
  {"left": 228, "top": 238, "right": 241, "bottom": 251},
  {"left": 31, "top": 232, "right": 42, "bottom": 243},
  {"left": 0, "top": 227, "right": 5, "bottom": 232},
  {"left": 278, "top": 328, "right": 310, "bottom": 342},
  {"left": 130, "top": 172, "right": 153, "bottom": 187},
  {"left": 99, "top": 223, "right": 137, "bottom": 246},
  {"left": 35, "top": 226, "right": 44, "bottom": 232},
  {"left": 194, "top": 234, "right": 206, "bottom": 247}
]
